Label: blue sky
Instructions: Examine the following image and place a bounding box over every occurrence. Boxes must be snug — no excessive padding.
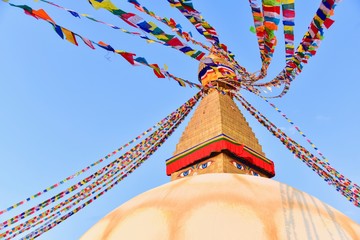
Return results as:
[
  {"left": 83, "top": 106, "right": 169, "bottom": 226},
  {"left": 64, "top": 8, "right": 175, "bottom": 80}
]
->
[{"left": 0, "top": 0, "right": 359, "bottom": 239}]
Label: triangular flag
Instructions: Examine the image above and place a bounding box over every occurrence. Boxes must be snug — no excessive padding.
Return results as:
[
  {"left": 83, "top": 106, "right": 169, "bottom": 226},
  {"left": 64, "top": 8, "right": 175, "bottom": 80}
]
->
[
  {"left": 323, "top": 18, "right": 335, "bottom": 29},
  {"left": 116, "top": 51, "right": 136, "bottom": 65},
  {"left": 32, "top": 9, "right": 55, "bottom": 23}
]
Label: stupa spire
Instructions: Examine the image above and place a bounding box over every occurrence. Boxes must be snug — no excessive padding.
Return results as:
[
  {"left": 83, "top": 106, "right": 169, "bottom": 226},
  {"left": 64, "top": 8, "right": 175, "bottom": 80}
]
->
[{"left": 166, "top": 51, "right": 275, "bottom": 181}]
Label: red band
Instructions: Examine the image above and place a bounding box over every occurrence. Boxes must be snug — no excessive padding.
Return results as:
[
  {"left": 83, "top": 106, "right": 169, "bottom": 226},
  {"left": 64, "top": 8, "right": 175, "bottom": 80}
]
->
[{"left": 166, "top": 139, "right": 275, "bottom": 176}]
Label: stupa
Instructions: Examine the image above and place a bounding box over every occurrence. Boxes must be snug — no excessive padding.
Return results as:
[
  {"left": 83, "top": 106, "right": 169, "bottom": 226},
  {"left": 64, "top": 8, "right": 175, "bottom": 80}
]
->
[{"left": 81, "top": 51, "right": 360, "bottom": 239}]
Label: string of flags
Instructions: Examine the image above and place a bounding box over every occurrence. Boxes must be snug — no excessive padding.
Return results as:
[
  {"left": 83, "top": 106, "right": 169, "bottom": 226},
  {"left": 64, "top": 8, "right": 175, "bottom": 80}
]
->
[
  {"left": 235, "top": 93, "right": 359, "bottom": 207},
  {"left": 6, "top": 2, "right": 201, "bottom": 89},
  {"left": 252, "top": 0, "right": 340, "bottom": 97},
  {"left": 4, "top": 0, "right": 340, "bottom": 97},
  {"left": 22, "top": 91, "right": 201, "bottom": 240},
  {"left": 87, "top": 0, "right": 206, "bottom": 61},
  {"left": 0, "top": 92, "right": 203, "bottom": 239},
  {"left": 259, "top": 95, "right": 329, "bottom": 162},
  {"left": 0, "top": 99, "right": 188, "bottom": 216},
  {"left": 281, "top": 0, "right": 295, "bottom": 62},
  {"left": 166, "top": 0, "right": 252, "bottom": 80},
  {"left": 166, "top": 0, "right": 220, "bottom": 46},
  {"left": 248, "top": 0, "right": 294, "bottom": 81},
  {"left": 257, "top": 94, "right": 359, "bottom": 200},
  {"left": 127, "top": 0, "right": 212, "bottom": 52},
  {"left": 37, "top": 0, "right": 186, "bottom": 49},
  {"left": 0, "top": 92, "right": 202, "bottom": 230}
]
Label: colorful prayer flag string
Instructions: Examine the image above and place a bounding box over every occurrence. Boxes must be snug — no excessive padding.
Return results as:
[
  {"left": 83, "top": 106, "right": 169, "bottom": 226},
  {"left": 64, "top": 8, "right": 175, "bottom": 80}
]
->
[
  {"left": 1, "top": 92, "right": 203, "bottom": 238},
  {"left": 252, "top": 0, "right": 340, "bottom": 98},
  {"left": 127, "top": 0, "right": 212, "bottom": 52},
  {"left": 27, "top": 106, "right": 194, "bottom": 239},
  {"left": 5, "top": 2, "right": 200, "bottom": 89},
  {"left": 257, "top": 94, "right": 359, "bottom": 195},
  {"left": 281, "top": 0, "right": 295, "bottom": 62},
  {"left": 87, "top": 0, "right": 206, "bottom": 61},
  {"left": 247, "top": 0, "right": 294, "bottom": 82},
  {"left": 166, "top": 0, "right": 220, "bottom": 45},
  {"left": 234, "top": 93, "right": 360, "bottom": 207},
  {"left": 35, "top": 0, "right": 207, "bottom": 57},
  {"left": 166, "top": 0, "right": 251, "bottom": 80},
  {"left": 0, "top": 87, "right": 193, "bottom": 216}
]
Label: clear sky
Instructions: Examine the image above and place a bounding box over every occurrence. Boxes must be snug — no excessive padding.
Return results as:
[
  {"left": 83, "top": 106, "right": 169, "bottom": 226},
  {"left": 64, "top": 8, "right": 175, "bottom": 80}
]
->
[{"left": 0, "top": 0, "right": 359, "bottom": 239}]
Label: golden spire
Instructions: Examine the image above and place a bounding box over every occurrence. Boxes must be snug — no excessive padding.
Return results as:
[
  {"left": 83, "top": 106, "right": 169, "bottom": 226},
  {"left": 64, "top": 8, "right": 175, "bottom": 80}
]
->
[{"left": 166, "top": 51, "right": 275, "bottom": 181}]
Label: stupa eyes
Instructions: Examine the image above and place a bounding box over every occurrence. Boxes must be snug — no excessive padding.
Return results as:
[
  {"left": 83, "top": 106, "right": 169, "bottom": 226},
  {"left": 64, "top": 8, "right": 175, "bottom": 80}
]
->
[
  {"left": 232, "top": 161, "right": 244, "bottom": 170},
  {"left": 179, "top": 169, "right": 192, "bottom": 178},
  {"left": 198, "top": 161, "right": 213, "bottom": 170}
]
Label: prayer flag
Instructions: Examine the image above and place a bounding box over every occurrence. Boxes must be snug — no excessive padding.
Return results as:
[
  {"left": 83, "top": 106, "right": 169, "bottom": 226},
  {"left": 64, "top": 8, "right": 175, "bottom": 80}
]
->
[
  {"left": 166, "top": 37, "right": 184, "bottom": 47},
  {"left": 88, "top": 0, "right": 117, "bottom": 11},
  {"left": 134, "top": 57, "right": 148, "bottom": 65},
  {"left": 32, "top": 9, "right": 54, "bottom": 23},
  {"left": 116, "top": 51, "right": 136, "bottom": 65},
  {"left": 68, "top": 10, "right": 80, "bottom": 18},
  {"left": 80, "top": 36, "right": 95, "bottom": 49},
  {"left": 62, "top": 27, "right": 78, "bottom": 46},
  {"left": 149, "top": 64, "right": 165, "bottom": 78},
  {"left": 97, "top": 41, "right": 115, "bottom": 52},
  {"left": 52, "top": 24, "right": 64, "bottom": 39},
  {"left": 121, "top": 13, "right": 143, "bottom": 28},
  {"left": 324, "top": 18, "right": 335, "bottom": 29}
]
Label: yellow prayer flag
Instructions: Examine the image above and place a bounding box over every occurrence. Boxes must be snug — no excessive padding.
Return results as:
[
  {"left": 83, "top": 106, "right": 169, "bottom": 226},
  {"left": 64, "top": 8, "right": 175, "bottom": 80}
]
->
[
  {"left": 62, "top": 27, "right": 78, "bottom": 46},
  {"left": 155, "top": 34, "right": 170, "bottom": 41},
  {"left": 88, "top": 0, "right": 117, "bottom": 11},
  {"left": 284, "top": 26, "right": 293, "bottom": 32},
  {"left": 148, "top": 21, "right": 157, "bottom": 31},
  {"left": 281, "top": 0, "right": 294, "bottom": 4},
  {"left": 185, "top": 50, "right": 196, "bottom": 56}
]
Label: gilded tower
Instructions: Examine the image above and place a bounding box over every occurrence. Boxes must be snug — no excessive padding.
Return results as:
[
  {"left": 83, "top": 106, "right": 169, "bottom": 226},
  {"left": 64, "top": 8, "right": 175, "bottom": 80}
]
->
[{"left": 166, "top": 51, "right": 275, "bottom": 180}]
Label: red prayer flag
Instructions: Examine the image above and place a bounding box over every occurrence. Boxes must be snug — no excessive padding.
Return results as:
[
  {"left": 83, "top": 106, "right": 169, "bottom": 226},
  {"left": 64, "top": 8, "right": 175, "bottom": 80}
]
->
[
  {"left": 263, "top": 5, "right": 280, "bottom": 14},
  {"left": 117, "top": 51, "right": 136, "bottom": 65},
  {"left": 323, "top": 18, "right": 335, "bottom": 29},
  {"left": 284, "top": 34, "right": 294, "bottom": 41},
  {"left": 167, "top": 37, "right": 184, "bottom": 47},
  {"left": 149, "top": 64, "right": 165, "bottom": 78},
  {"left": 169, "top": 18, "right": 176, "bottom": 27},
  {"left": 283, "top": 9, "right": 295, "bottom": 18}
]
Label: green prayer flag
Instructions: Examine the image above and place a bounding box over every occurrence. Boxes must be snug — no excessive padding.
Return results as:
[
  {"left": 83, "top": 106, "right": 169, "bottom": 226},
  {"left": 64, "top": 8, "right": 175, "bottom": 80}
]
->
[{"left": 250, "top": 26, "right": 256, "bottom": 34}]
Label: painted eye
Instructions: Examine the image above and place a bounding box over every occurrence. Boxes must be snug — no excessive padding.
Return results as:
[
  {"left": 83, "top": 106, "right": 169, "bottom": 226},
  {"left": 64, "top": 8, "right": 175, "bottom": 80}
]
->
[
  {"left": 179, "top": 169, "right": 192, "bottom": 178},
  {"left": 232, "top": 161, "right": 244, "bottom": 170},
  {"left": 250, "top": 171, "right": 259, "bottom": 176},
  {"left": 198, "top": 161, "right": 212, "bottom": 170}
]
